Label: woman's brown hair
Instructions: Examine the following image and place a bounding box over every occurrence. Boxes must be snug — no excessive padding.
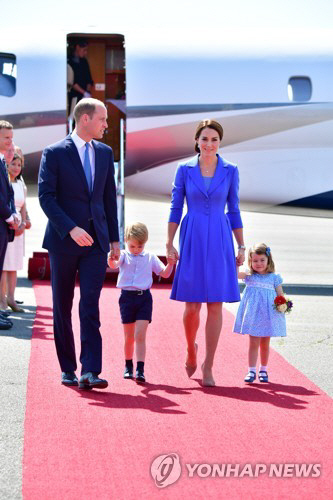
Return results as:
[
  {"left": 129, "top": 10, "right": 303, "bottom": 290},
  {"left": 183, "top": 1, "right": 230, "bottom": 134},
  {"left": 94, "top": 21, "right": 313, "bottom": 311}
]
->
[
  {"left": 10, "top": 153, "right": 23, "bottom": 180},
  {"left": 194, "top": 119, "right": 223, "bottom": 153}
]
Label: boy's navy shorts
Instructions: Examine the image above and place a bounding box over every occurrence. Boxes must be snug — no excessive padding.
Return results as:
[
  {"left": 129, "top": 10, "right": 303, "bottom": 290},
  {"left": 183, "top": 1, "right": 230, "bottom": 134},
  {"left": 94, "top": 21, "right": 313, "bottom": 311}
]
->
[{"left": 119, "top": 289, "right": 153, "bottom": 324}]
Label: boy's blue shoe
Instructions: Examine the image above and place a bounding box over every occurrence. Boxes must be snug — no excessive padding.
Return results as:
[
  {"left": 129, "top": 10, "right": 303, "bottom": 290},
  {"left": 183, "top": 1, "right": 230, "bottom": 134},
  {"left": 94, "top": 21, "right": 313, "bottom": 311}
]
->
[
  {"left": 124, "top": 360, "right": 134, "bottom": 379},
  {"left": 124, "top": 366, "right": 134, "bottom": 379},
  {"left": 136, "top": 368, "right": 145, "bottom": 384},
  {"left": 136, "top": 361, "right": 145, "bottom": 384},
  {"left": 244, "top": 371, "right": 256, "bottom": 383}
]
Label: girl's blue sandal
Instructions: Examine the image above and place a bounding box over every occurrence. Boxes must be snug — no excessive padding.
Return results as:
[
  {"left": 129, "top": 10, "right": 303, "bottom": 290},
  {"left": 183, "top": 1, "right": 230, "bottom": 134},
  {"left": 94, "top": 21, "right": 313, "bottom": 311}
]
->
[
  {"left": 258, "top": 371, "right": 269, "bottom": 383},
  {"left": 244, "top": 371, "right": 256, "bottom": 383}
]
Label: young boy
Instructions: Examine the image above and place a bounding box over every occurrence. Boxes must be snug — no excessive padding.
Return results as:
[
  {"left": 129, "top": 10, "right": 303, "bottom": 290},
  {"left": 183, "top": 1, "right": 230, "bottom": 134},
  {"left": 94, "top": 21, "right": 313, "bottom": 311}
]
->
[{"left": 108, "top": 222, "right": 174, "bottom": 383}]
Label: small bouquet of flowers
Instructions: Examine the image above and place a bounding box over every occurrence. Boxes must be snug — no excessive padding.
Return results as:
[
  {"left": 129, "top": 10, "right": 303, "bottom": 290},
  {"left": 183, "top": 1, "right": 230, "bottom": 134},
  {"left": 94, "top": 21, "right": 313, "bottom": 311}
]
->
[{"left": 273, "top": 295, "right": 293, "bottom": 314}]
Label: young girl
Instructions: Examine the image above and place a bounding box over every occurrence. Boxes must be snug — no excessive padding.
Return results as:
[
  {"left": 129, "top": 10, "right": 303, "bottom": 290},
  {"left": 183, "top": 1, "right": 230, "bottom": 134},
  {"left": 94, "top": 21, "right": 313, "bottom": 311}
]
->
[{"left": 233, "top": 243, "right": 286, "bottom": 383}]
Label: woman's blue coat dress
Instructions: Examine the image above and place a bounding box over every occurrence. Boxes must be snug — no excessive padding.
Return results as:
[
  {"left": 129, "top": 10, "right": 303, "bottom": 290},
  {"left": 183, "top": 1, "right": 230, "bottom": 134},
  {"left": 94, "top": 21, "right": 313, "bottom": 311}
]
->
[{"left": 169, "top": 154, "right": 243, "bottom": 303}]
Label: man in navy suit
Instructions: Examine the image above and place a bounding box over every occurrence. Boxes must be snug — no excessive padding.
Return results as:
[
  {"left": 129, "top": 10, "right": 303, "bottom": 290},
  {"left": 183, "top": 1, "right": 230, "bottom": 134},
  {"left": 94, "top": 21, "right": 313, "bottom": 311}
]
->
[
  {"left": 38, "top": 99, "right": 120, "bottom": 389},
  {"left": 0, "top": 121, "right": 19, "bottom": 329}
]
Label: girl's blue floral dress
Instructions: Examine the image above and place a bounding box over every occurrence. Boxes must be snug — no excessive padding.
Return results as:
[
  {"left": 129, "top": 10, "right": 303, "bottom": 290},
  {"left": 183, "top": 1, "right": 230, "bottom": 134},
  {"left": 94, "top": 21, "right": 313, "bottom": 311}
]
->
[{"left": 233, "top": 273, "right": 287, "bottom": 337}]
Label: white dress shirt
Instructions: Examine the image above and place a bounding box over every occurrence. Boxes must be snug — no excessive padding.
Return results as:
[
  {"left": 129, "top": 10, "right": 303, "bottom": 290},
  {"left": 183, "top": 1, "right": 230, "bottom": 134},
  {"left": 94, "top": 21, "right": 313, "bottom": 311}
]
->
[
  {"left": 116, "top": 250, "right": 165, "bottom": 290},
  {"left": 71, "top": 130, "right": 95, "bottom": 185}
]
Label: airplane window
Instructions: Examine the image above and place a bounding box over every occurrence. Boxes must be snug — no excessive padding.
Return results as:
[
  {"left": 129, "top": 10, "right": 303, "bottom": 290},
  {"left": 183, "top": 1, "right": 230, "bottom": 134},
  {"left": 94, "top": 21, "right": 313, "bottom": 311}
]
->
[
  {"left": 288, "top": 76, "right": 312, "bottom": 102},
  {"left": 0, "top": 53, "right": 16, "bottom": 97}
]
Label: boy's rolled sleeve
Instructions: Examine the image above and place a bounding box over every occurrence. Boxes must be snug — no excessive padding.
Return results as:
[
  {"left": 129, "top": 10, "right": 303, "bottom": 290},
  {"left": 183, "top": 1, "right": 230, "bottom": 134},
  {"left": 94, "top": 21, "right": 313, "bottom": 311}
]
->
[{"left": 152, "top": 254, "right": 165, "bottom": 275}]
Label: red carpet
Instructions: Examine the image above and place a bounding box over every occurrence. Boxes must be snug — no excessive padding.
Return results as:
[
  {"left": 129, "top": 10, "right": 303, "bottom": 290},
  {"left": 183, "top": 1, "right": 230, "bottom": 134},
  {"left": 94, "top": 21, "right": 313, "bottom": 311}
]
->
[{"left": 23, "top": 282, "right": 333, "bottom": 499}]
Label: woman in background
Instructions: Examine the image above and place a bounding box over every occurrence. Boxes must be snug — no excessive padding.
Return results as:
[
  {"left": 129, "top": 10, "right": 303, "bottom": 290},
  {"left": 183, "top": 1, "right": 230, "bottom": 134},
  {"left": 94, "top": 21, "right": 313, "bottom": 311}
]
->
[{"left": 0, "top": 153, "right": 27, "bottom": 312}]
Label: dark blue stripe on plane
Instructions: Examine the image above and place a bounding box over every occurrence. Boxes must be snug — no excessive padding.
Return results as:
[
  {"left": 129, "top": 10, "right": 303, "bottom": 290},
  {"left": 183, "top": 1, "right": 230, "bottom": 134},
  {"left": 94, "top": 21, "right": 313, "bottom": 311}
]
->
[
  {"left": 0, "top": 110, "right": 66, "bottom": 130},
  {"left": 282, "top": 191, "right": 333, "bottom": 210},
  {"left": 126, "top": 102, "right": 307, "bottom": 118}
]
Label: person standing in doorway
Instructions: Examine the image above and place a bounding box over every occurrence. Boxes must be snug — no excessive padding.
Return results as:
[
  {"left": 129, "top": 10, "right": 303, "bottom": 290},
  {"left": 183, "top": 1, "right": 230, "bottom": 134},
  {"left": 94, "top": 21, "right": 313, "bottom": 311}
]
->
[{"left": 67, "top": 39, "right": 93, "bottom": 115}]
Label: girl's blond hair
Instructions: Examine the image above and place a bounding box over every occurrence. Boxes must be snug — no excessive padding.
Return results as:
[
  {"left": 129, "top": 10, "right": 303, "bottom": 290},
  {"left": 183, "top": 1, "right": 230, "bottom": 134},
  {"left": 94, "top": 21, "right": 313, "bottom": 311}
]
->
[{"left": 248, "top": 243, "right": 275, "bottom": 273}]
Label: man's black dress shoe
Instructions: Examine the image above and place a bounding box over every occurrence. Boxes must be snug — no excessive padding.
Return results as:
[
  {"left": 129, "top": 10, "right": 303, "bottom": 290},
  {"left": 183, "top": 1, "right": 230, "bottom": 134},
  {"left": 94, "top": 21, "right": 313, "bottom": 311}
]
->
[
  {"left": 79, "top": 372, "right": 108, "bottom": 390},
  {"left": 0, "top": 313, "right": 13, "bottom": 325},
  {"left": 0, "top": 310, "right": 11, "bottom": 317},
  {"left": 0, "top": 314, "right": 13, "bottom": 325},
  {"left": 4, "top": 318, "right": 13, "bottom": 327},
  {"left": 61, "top": 372, "right": 78, "bottom": 386},
  {"left": 0, "top": 317, "right": 12, "bottom": 329}
]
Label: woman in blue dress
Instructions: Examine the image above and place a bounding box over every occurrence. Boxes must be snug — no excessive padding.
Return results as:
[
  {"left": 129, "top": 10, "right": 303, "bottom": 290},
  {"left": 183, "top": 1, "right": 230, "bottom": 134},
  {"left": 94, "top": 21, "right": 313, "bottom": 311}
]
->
[{"left": 166, "top": 119, "right": 245, "bottom": 386}]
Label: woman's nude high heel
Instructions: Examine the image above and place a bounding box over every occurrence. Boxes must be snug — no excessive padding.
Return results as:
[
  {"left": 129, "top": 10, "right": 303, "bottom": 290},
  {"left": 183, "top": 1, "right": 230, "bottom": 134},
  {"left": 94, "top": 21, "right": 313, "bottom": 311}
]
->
[
  {"left": 201, "top": 362, "right": 216, "bottom": 387},
  {"left": 7, "top": 300, "right": 24, "bottom": 313}
]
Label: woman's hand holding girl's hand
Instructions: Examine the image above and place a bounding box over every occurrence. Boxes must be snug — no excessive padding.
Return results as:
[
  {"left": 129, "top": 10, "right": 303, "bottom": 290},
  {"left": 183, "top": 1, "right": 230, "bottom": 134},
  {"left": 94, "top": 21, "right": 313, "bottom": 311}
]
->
[{"left": 236, "top": 249, "right": 245, "bottom": 267}]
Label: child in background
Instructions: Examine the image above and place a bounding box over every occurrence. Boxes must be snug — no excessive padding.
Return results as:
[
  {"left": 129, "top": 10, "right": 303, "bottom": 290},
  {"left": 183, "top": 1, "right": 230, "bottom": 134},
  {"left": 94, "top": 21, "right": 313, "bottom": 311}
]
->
[
  {"left": 108, "top": 222, "right": 174, "bottom": 383},
  {"left": 233, "top": 243, "right": 287, "bottom": 383}
]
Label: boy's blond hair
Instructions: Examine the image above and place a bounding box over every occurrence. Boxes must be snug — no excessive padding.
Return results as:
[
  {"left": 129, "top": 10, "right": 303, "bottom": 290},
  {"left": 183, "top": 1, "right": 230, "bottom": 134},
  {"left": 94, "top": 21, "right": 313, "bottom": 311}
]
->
[
  {"left": 248, "top": 243, "right": 275, "bottom": 274},
  {"left": 125, "top": 222, "right": 148, "bottom": 244}
]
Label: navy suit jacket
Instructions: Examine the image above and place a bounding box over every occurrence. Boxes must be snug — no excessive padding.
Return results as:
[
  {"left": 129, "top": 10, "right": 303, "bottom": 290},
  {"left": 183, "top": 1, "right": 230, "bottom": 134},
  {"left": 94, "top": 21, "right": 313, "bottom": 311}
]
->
[
  {"left": 0, "top": 159, "right": 15, "bottom": 243},
  {"left": 38, "top": 135, "right": 119, "bottom": 255}
]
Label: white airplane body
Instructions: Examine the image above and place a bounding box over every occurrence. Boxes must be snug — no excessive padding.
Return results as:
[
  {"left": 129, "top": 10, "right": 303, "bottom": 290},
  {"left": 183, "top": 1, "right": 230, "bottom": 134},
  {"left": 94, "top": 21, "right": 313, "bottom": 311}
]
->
[{"left": 1, "top": 10, "right": 332, "bottom": 214}]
